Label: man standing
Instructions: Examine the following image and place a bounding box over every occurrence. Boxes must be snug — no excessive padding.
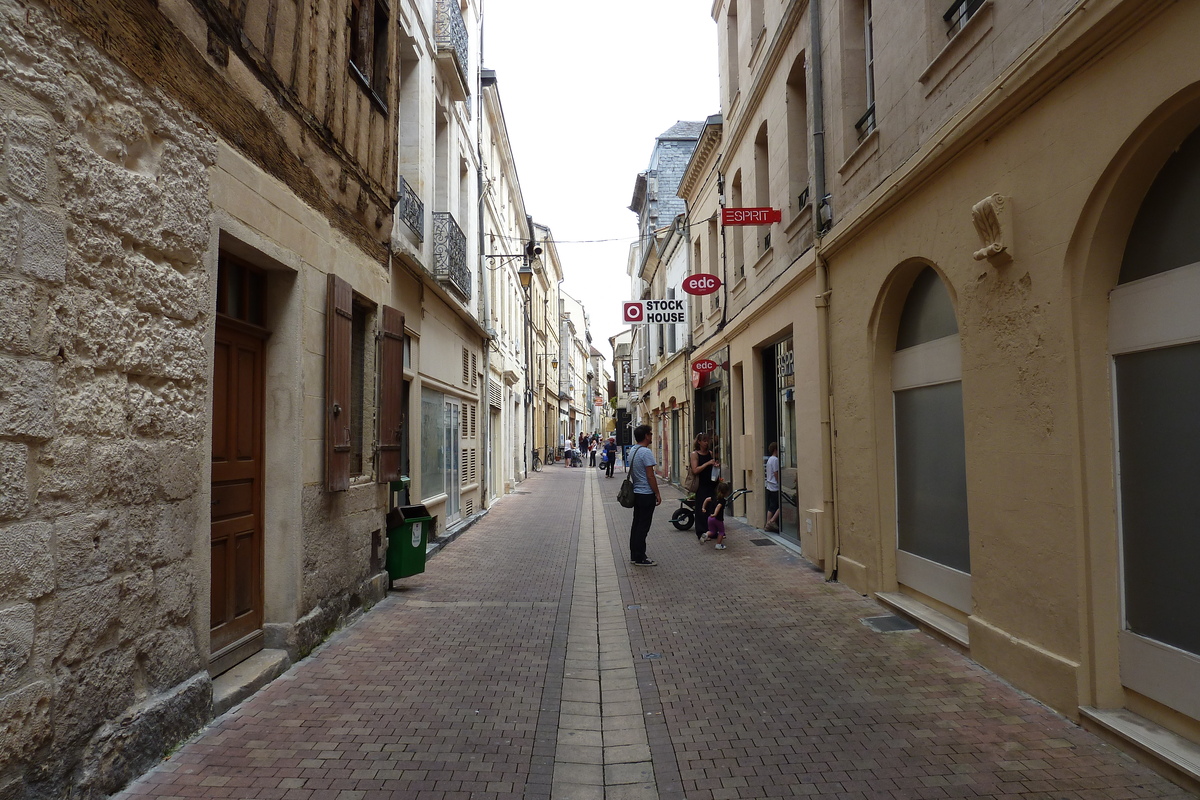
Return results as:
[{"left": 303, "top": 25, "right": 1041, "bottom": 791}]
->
[
  {"left": 765, "top": 441, "right": 781, "bottom": 532},
  {"left": 628, "top": 424, "right": 660, "bottom": 566},
  {"left": 604, "top": 437, "right": 618, "bottom": 478}
]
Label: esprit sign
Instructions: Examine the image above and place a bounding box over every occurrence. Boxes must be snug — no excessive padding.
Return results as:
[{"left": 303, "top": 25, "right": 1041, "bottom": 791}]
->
[
  {"left": 722, "top": 207, "right": 782, "bottom": 226},
  {"left": 681, "top": 274, "right": 722, "bottom": 296},
  {"left": 622, "top": 299, "right": 687, "bottom": 325},
  {"left": 692, "top": 359, "right": 719, "bottom": 373}
]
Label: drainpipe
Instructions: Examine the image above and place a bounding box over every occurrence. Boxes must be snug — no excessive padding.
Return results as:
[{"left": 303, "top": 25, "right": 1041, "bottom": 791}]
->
[{"left": 810, "top": 0, "right": 839, "bottom": 580}]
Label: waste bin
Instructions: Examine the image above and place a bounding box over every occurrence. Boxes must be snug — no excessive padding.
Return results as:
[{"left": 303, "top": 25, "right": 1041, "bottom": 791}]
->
[{"left": 386, "top": 492, "right": 431, "bottom": 581}]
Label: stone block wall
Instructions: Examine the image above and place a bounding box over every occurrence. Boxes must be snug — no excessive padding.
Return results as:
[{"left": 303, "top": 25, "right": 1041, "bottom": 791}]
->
[{"left": 0, "top": 2, "right": 216, "bottom": 796}]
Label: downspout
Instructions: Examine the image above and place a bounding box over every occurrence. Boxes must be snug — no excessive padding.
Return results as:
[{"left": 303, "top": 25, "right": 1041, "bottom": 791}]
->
[
  {"left": 810, "top": 0, "right": 839, "bottom": 580},
  {"left": 477, "top": 38, "right": 491, "bottom": 508}
]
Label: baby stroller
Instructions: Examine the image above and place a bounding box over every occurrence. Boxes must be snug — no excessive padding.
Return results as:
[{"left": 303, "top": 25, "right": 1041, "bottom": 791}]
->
[{"left": 570, "top": 449, "right": 583, "bottom": 467}]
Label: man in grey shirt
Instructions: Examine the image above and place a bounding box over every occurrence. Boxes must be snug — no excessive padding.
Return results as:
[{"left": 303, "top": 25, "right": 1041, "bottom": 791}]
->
[{"left": 628, "top": 424, "right": 661, "bottom": 566}]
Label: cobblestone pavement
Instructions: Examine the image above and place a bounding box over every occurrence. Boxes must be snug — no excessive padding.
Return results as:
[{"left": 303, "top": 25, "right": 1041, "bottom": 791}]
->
[{"left": 117, "top": 465, "right": 1196, "bottom": 800}]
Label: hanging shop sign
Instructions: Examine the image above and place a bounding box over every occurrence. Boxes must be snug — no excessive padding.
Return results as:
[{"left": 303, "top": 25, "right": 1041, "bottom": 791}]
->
[
  {"left": 721, "top": 207, "right": 782, "bottom": 226},
  {"left": 621, "top": 360, "right": 635, "bottom": 393},
  {"left": 681, "top": 274, "right": 722, "bottom": 296},
  {"left": 621, "top": 299, "right": 687, "bottom": 325},
  {"left": 692, "top": 359, "right": 719, "bottom": 374}
]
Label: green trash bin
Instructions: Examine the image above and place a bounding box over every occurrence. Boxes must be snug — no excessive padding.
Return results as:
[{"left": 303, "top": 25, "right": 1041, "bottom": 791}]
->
[{"left": 386, "top": 500, "right": 432, "bottom": 580}]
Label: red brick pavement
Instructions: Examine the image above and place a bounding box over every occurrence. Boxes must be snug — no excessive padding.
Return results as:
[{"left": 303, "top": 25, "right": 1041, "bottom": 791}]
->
[{"left": 115, "top": 465, "right": 1196, "bottom": 800}]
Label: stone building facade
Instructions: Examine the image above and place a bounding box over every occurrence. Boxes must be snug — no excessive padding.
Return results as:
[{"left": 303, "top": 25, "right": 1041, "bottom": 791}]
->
[
  {"left": 674, "top": 0, "right": 1200, "bottom": 786},
  {"left": 0, "top": 0, "right": 567, "bottom": 795}
]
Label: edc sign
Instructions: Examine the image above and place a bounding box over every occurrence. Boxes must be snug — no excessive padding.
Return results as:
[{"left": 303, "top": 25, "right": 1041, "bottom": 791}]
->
[{"left": 681, "top": 274, "right": 722, "bottom": 296}]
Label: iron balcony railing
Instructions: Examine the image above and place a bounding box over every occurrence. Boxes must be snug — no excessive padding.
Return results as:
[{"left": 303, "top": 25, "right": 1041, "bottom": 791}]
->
[
  {"left": 434, "top": 0, "right": 469, "bottom": 88},
  {"left": 398, "top": 176, "right": 423, "bottom": 241},
  {"left": 433, "top": 212, "right": 470, "bottom": 301},
  {"left": 944, "top": 0, "right": 986, "bottom": 36}
]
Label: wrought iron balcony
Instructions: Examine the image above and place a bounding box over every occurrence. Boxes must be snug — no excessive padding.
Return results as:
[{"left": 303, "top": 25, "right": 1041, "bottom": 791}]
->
[
  {"left": 435, "top": 0, "right": 469, "bottom": 100},
  {"left": 433, "top": 212, "right": 470, "bottom": 301},
  {"left": 398, "top": 176, "right": 423, "bottom": 241}
]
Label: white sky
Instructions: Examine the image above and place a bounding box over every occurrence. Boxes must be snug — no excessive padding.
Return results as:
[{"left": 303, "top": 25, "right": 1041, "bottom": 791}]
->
[{"left": 483, "top": 1, "right": 719, "bottom": 366}]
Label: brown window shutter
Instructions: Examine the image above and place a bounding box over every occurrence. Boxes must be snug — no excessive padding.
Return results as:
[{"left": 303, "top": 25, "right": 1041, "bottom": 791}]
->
[
  {"left": 377, "top": 305, "right": 405, "bottom": 483},
  {"left": 326, "top": 273, "right": 354, "bottom": 492}
]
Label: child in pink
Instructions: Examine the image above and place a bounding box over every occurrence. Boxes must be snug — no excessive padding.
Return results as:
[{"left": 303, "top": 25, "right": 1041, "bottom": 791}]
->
[{"left": 700, "top": 481, "right": 731, "bottom": 550}]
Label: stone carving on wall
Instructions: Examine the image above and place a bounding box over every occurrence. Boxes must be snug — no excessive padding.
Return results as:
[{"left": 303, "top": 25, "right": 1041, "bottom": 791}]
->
[{"left": 971, "top": 193, "right": 1013, "bottom": 266}]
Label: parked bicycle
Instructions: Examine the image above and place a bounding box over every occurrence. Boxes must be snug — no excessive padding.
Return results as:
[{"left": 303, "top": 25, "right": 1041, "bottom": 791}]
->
[
  {"left": 670, "top": 487, "right": 752, "bottom": 530},
  {"left": 532, "top": 446, "right": 559, "bottom": 472}
]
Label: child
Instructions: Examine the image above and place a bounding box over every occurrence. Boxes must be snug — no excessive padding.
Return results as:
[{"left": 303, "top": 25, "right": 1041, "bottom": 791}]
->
[{"left": 700, "top": 481, "right": 731, "bottom": 550}]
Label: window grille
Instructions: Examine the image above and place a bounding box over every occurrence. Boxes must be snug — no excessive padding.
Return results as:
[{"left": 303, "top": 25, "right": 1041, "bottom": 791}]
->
[{"left": 944, "top": 0, "right": 985, "bottom": 37}]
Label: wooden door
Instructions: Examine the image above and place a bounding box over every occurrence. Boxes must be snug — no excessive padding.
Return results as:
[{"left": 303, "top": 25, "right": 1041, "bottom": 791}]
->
[{"left": 210, "top": 320, "right": 266, "bottom": 674}]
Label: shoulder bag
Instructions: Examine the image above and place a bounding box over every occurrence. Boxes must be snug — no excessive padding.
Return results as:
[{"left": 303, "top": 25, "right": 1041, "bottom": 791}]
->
[
  {"left": 682, "top": 450, "right": 699, "bottom": 494},
  {"left": 617, "top": 446, "right": 640, "bottom": 508}
]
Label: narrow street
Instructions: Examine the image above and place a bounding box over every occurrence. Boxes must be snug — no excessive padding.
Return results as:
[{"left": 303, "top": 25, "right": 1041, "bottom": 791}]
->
[{"left": 116, "top": 466, "right": 1193, "bottom": 800}]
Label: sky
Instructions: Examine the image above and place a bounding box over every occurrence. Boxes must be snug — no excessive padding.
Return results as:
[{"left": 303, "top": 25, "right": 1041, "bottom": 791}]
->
[{"left": 482, "top": 1, "right": 720, "bottom": 366}]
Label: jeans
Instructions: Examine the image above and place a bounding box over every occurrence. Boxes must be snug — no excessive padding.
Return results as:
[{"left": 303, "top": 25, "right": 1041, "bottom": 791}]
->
[
  {"left": 630, "top": 493, "right": 656, "bottom": 561},
  {"left": 605, "top": 455, "right": 615, "bottom": 477}
]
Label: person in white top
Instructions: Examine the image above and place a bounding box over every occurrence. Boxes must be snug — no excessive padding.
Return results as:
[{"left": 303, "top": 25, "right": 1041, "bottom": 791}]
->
[{"left": 765, "top": 442, "right": 781, "bottom": 532}]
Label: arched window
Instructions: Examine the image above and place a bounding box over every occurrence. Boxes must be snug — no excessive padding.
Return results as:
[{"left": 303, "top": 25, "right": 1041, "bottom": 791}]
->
[
  {"left": 1110, "top": 126, "right": 1200, "bottom": 718},
  {"left": 892, "top": 267, "right": 971, "bottom": 612}
]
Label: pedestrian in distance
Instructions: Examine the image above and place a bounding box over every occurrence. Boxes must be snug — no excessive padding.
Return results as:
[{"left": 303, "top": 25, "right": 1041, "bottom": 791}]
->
[
  {"left": 589, "top": 438, "right": 597, "bottom": 466},
  {"left": 689, "top": 433, "right": 720, "bottom": 541},
  {"left": 628, "top": 424, "right": 660, "bottom": 566},
  {"left": 700, "top": 480, "right": 731, "bottom": 549},
  {"left": 765, "top": 442, "right": 781, "bottom": 532},
  {"left": 604, "top": 437, "right": 618, "bottom": 478}
]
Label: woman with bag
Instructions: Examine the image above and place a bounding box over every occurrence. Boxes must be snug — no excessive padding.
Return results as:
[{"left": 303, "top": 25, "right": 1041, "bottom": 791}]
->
[{"left": 689, "top": 433, "right": 720, "bottom": 541}]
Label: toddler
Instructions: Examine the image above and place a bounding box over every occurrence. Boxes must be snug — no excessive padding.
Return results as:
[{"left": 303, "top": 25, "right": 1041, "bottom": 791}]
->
[{"left": 700, "top": 481, "right": 731, "bottom": 550}]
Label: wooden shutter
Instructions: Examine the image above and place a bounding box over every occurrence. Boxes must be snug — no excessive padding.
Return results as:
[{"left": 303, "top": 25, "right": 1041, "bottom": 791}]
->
[
  {"left": 377, "top": 305, "right": 405, "bottom": 483},
  {"left": 325, "top": 273, "right": 353, "bottom": 492}
]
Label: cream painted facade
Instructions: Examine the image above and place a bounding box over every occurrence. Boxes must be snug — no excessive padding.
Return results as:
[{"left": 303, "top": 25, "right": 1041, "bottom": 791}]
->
[{"left": 688, "top": 0, "right": 1200, "bottom": 782}]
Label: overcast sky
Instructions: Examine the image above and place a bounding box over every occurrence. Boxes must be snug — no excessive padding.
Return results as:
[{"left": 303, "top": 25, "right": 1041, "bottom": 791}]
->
[{"left": 483, "top": 1, "right": 719, "bottom": 365}]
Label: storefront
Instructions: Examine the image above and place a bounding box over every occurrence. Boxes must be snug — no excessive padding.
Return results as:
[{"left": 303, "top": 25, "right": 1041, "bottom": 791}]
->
[
  {"left": 694, "top": 346, "right": 732, "bottom": 492},
  {"left": 761, "top": 336, "right": 799, "bottom": 543}
]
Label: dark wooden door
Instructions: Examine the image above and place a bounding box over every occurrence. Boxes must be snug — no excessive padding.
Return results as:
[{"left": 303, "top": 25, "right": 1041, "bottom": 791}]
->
[{"left": 210, "top": 319, "right": 265, "bottom": 672}]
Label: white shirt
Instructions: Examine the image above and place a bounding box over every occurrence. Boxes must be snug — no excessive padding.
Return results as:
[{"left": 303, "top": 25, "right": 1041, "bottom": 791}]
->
[{"left": 765, "top": 454, "right": 780, "bottom": 491}]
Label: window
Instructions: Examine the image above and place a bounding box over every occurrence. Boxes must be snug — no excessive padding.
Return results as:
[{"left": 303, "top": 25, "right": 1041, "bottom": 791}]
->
[
  {"left": 349, "top": 298, "right": 370, "bottom": 476},
  {"left": 842, "top": 0, "right": 876, "bottom": 149},
  {"left": 349, "top": 0, "right": 389, "bottom": 110},
  {"left": 725, "top": 0, "right": 740, "bottom": 106},
  {"left": 944, "top": 0, "right": 985, "bottom": 37},
  {"left": 892, "top": 267, "right": 970, "bottom": 613},
  {"left": 754, "top": 123, "right": 771, "bottom": 255},
  {"left": 421, "top": 388, "right": 447, "bottom": 498},
  {"left": 730, "top": 170, "right": 745, "bottom": 280},
  {"left": 786, "top": 55, "right": 811, "bottom": 215},
  {"left": 708, "top": 219, "right": 721, "bottom": 312}
]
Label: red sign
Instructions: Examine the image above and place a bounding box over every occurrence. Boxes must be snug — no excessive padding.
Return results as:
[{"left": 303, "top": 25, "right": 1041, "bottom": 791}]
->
[
  {"left": 681, "top": 274, "right": 722, "bottom": 296},
  {"left": 722, "top": 207, "right": 782, "bottom": 226},
  {"left": 692, "top": 359, "right": 719, "bottom": 373},
  {"left": 622, "top": 301, "right": 644, "bottom": 323}
]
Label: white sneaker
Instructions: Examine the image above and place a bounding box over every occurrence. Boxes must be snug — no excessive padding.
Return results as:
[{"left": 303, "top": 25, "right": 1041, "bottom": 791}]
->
[{"left": 715, "top": 543, "right": 726, "bottom": 550}]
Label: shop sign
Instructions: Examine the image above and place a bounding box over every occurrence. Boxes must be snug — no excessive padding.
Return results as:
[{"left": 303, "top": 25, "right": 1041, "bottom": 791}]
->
[
  {"left": 622, "top": 299, "right": 687, "bottom": 325},
  {"left": 776, "top": 340, "right": 795, "bottom": 388},
  {"left": 681, "top": 274, "right": 722, "bottom": 295},
  {"left": 621, "top": 360, "right": 635, "bottom": 392},
  {"left": 692, "top": 359, "right": 719, "bottom": 373},
  {"left": 657, "top": 377, "right": 668, "bottom": 393},
  {"left": 722, "top": 207, "right": 782, "bottom": 226}
]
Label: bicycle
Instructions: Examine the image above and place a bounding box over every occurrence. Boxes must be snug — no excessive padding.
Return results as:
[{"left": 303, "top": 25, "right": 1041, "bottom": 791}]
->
[
  {"left": 671, "top": 487, "right": 752, "bottom": 530},
  {"left": 531, "top": 448, "right": 542, "bottom": 472}
]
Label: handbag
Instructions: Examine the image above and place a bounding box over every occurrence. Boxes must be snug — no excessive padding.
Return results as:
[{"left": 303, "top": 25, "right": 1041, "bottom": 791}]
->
[
  {"left": 617, "top": 446, "right": 640, "bottom": 508},
  {"left": 682, "top": 451, "right": 698, "bottom": 494}
]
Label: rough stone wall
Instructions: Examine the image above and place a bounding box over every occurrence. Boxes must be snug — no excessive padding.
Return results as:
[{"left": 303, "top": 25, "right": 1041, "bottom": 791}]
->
[{"left": 0, "top": 1, "right": 216, "bottom": 796}]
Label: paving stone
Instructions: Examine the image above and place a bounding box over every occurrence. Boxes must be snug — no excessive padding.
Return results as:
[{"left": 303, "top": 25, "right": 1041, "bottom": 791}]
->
[{"left": 112, "top": 467, "right": 1196, "bottom": 800}]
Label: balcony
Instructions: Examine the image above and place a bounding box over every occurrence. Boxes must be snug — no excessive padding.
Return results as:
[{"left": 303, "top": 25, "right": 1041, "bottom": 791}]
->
[
  {"left": 398, "top": 176, "right": 423, "bottom": 241},
  {"left": 435, "top": 0, "right": 470, "bottom": 101},
  {"left": 433, "top": 212, "right": 470, "bottom": 301}
]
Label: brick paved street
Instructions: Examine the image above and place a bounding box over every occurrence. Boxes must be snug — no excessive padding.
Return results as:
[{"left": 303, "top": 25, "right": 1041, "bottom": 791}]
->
[{"left": 116, "top": 465, "right": 1196, "bottom": 800}]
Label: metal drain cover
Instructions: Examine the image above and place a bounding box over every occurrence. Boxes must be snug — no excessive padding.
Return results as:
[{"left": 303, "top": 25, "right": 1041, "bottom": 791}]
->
[
  {"left": 861, "top": 615, "right": 918, "bottom": 633},
  {"left": 641, "top": 652, "right": 662, "bottom": 659},
  {"left": 749, "top": 538, "right": 777, "bottom": 546}
]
